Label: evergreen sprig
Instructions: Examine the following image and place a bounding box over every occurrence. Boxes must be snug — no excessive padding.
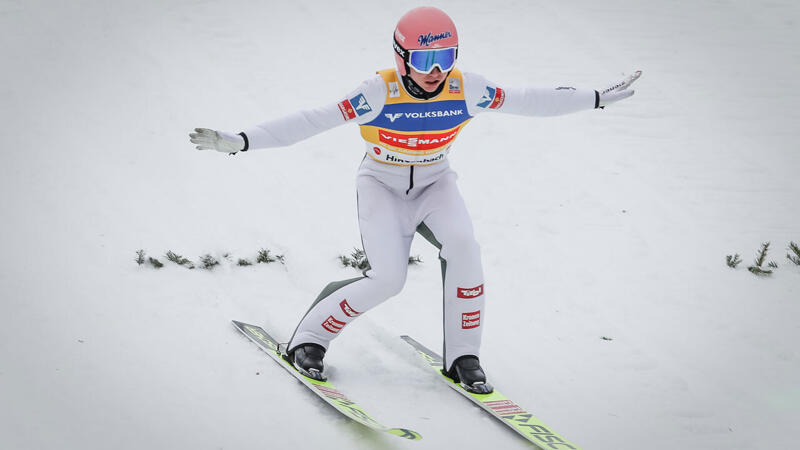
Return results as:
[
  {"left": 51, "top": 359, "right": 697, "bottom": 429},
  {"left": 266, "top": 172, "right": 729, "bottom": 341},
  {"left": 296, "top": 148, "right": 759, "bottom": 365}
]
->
[
  {"left": 166, "top": 251, "right": 194, "bottom": 269},
  {"left": 135, "top": 249, "right": 146, "bottom": 265},
  {"left": 200, "top": 254, "right": 220, "bottom": 269},
  {"left": 754, "top": 242, "right": 770, "bottom": 267},
  {"left": 257, "top": 248, "right": 287, "bottom": 264},
  {"left": 238, "top": 259, "right": 253, "bottom": 266},
  {"left": 788, "top": 242, "right": 800, "bottom": 266},
  {"left": 747, "top": 242, "right": 773, "bottom": 276},
  {"left": 748, "top": 266, "right": 773, "bottom": 276},
  {"left": 408, "top": 255, "right": 423, "bottom": 265},
  {"left": 148, "top": 257, "right": 164, "bottom": 269},
  {"left": 726, "top": 254, "right": 742, "bottom": 268},
  {"left": 340, "top": 247, "right": 370, "bottom": 271}
]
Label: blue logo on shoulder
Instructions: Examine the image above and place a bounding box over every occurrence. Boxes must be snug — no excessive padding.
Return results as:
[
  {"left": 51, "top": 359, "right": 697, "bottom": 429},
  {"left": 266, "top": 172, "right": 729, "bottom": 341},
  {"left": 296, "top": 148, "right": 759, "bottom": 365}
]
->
[
  {"left": 349, "top": 94, "right": 372, "bottom": 116},
  {"left": 477, "top": 86, "right": 496, "bottom": 108}
]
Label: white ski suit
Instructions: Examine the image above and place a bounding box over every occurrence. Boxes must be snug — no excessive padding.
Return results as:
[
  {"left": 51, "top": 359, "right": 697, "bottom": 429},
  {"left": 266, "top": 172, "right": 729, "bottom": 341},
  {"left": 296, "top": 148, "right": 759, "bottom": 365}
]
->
[{"left": 239, "top": 68, "right": 597, "bottom": 370}]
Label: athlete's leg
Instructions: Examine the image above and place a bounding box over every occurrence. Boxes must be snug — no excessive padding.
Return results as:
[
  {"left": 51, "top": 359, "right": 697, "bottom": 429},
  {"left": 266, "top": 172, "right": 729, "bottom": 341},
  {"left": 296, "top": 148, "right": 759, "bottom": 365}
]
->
[
  {"left": 414, "top": 172, "right": 485, "bottom": 371},
  {"left": 288, "top": 174, "right": 414, "bottom": 352}
]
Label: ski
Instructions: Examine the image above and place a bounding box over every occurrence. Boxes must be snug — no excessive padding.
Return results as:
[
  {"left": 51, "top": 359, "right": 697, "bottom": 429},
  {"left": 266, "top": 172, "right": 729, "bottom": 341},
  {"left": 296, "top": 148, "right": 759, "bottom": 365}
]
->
[
  {"left": 232, "top": 320, "right": 422, "bottom": 441},
  {"left": 401, "top": 335, "right": 580, "bottom": 449}
]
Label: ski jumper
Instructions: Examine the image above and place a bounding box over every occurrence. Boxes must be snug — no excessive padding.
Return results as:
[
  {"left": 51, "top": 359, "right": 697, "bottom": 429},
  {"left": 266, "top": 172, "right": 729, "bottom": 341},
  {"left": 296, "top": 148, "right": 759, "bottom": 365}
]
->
[{"left": 238, "top": 69, "right": 597, "bottom": 370}]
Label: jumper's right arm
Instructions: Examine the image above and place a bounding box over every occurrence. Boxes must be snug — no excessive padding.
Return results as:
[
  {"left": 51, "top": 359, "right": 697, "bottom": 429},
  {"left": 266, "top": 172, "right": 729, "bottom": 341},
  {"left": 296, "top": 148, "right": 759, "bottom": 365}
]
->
[{"left": 190, "top": 75, "right": 386, "bottom": 154}]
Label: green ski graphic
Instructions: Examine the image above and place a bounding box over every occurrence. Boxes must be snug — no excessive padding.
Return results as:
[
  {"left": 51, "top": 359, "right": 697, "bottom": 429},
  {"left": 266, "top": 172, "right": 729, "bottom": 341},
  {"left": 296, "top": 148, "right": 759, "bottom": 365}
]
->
[
  {"left": 401, "top": 335, "right": 579, "bottom": 449},
  {"left": 232, "top": 320, "right": 421, "bottom": 441}
]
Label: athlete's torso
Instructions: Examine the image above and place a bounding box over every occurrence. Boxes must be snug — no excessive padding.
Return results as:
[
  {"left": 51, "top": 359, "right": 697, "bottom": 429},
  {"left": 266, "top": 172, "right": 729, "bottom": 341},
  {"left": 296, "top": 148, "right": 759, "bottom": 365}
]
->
[{"left": 359, "top": 69, "right": 473, "bottom": 167}]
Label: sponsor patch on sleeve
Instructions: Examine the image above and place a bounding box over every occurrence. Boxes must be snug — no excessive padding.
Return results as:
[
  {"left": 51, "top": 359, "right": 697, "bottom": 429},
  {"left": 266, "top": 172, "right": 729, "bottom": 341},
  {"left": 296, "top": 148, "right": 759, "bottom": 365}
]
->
[
  {"left": 477, "top": 86, "right": 505, "bottom": 110},
  {"left": 349, "top": 93, "right": 372, "bottom": 116},
  {"left": 338, "top": 99, "right": 356, "bottom": 121}
]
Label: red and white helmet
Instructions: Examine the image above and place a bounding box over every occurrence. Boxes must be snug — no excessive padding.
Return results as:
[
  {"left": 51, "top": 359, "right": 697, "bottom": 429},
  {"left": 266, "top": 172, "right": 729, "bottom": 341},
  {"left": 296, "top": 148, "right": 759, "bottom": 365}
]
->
[{"left": 393, "top": 7, "right": 459, "bottom": 76}]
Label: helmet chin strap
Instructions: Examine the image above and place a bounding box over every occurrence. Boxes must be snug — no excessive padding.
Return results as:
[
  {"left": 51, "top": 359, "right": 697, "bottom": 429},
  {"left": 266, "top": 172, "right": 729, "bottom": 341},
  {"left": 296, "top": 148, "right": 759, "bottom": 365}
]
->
[{"left": 401, "top": 71, "right": 450, "bottom": 100}]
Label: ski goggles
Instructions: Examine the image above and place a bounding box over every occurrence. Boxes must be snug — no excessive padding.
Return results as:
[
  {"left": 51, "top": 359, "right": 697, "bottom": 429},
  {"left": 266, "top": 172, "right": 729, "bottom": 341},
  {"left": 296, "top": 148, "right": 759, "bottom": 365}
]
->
[
  {"left": 395, "top": 37, "right": 458, "bottom": 74},
  {"left": 407, "top": 47, "right": 457, "bottom": 74}
]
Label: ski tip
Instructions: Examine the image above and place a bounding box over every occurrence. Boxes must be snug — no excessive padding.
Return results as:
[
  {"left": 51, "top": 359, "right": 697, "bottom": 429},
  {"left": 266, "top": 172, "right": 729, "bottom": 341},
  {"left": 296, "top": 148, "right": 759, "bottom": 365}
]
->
[{"left": 387, "top": 428, "right": 423, "bottom": 441}]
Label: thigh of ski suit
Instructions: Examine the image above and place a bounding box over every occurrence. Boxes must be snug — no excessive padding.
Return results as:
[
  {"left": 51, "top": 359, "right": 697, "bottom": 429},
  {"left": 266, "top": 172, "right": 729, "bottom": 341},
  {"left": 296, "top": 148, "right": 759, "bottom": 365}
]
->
[
  {"left": 288, "top": 173, "right": 413, "bottom": 351},
  {"left": 415, "top": 171, "right": 485, "bottom": 371}
]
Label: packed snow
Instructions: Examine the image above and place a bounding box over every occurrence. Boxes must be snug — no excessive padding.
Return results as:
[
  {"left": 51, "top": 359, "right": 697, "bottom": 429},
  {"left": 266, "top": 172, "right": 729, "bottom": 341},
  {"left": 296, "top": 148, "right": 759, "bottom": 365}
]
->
[{"left": 1, "top": 1, "right": 798, "bottom": 449}]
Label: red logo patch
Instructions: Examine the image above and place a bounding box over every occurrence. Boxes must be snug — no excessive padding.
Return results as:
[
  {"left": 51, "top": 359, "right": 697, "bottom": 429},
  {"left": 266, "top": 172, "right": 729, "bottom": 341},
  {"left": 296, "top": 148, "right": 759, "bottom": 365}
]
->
[
  {"left": 373, "top": 146, "right": 381, "bottom": 155},
  {"left": 339, "top": 299, "right": 361, "bottom": 318},
  {"left": 489, "top": 87, "right": 505, "bottom": 109},
  {"left": 462, "top": 310, "right": 481, "bottom": 329},
  {"left": 322, "top": 315, "right": 346, "bottom": 333},
  {"left": 337, "top": 99, "right": 356, "bottom": 120},
  {"left": 457, "top": 284, "right": 484, "bottom": 299},
  {"left": 378, "top": 128, "right": 459, "bottom": 151},
  {"left": 485, "top": 400, "right": 527, "bottom": 416}
]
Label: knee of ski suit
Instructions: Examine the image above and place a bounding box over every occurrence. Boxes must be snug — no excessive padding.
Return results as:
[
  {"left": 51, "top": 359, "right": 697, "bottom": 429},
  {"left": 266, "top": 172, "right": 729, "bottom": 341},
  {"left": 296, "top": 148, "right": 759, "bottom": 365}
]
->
[
  {"left": 364, "top": 267, "right": 408, "bottom": 299},
  {"left": 438, "top": 232, "right": 482, "bottom": 265}
]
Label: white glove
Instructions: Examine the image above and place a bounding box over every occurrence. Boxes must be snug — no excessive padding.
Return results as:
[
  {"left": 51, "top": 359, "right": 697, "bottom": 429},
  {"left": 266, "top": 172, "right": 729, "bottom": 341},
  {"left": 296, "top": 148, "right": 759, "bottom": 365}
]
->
[
  {"left": 189, "top": 128, "right": 246, "bottom": 153},
  {"left": 598, "top": 70, "right": 641, "bottom": 108}
]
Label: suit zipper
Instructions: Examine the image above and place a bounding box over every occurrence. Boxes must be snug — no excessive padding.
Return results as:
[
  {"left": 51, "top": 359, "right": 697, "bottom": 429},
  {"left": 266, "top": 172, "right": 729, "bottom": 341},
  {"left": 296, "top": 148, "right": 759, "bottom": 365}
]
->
[{"left": 406, "top": 166, "right": 415, "bottom": 195}]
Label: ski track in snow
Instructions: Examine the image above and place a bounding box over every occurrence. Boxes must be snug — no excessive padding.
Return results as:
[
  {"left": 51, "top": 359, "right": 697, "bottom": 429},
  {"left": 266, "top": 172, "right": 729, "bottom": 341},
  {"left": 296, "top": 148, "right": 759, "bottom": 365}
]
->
[{"left": 1, "top": 1, "right": 798, "bottom": 449}]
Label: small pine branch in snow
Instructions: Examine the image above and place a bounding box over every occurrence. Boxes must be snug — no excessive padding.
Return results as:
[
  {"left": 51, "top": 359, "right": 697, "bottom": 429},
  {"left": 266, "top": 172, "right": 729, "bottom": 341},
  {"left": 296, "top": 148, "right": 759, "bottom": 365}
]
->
[
  {"left": 257, "top": 249, "right": 285, "bottom": 264},
  {"left": 256, "top": 249, "right": 275, "bottom": 264},
  {"left": 767, "top": 261, "right": 778, "bottom": 269},
  {"left": 747, "top": 242, "right": 773, "bottom": 276},
  {"left": 788, "top": 242, "right": 800, "bottom": 266},
  {"left": 340, "top": 247, "right": 370, "bottom": 271},
  {"left": 200, "top": 254, "right": 220, "bottom": 270},
  {"left": 166, "top": 251, "right": 194, "bottom": 269},
  {"left": 238, "top": 258, "right": 253, "bottom": 266},
  {"left": 339, "top": 248, "right": 423, "bottom": 270},
  {"left": 753, "top": 242, "right": 770, "bottom": 267},
  {"left": 148, "top": 257, "right": 164, "bottom": 269},
  {"left": 135, "top": 249, "right": 146, "bottom": 265},
  {"left": 748, "top": 265, "right": 773, "bottom": 276},
  {"left": 726, "top": 254, "right": 742, "bottom": 268}
]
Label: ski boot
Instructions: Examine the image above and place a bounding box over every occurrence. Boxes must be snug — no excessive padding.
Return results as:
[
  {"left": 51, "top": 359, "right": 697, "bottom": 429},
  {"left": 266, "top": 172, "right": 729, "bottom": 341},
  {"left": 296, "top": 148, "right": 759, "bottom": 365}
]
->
[
  {"left": 443, "top": 355, "right": 493, "bottom": 394},
  {"left": 286, "top": 343, "right": 327, "bottom": 381}
]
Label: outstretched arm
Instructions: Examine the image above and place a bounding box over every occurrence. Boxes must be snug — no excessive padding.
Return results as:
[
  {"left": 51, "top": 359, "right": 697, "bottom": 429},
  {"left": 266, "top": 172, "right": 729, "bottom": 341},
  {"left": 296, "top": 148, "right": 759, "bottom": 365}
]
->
[
  {"left": 190, "top": 75, "right": 387, "bottom": 154},
  {"left": 463, "top": 71, "right": 641, "bottom": 117}
]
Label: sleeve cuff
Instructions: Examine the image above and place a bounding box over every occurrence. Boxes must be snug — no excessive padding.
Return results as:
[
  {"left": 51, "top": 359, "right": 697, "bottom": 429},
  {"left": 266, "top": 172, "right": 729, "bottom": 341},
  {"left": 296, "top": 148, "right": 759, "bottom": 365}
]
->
[{"left": 238, "top": 132, "right": 249, "bottom": 151}]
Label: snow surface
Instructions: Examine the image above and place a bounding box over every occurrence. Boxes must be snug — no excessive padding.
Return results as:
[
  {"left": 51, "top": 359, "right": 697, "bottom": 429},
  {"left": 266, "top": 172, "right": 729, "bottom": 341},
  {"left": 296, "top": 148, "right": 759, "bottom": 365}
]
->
[{"left": 1, "top": 1, "right": 799, "bottom": 449}]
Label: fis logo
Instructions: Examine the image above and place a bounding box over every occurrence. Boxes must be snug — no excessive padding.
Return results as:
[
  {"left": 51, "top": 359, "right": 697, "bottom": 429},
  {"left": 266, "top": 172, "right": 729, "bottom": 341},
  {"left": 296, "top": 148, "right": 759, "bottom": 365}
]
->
[
  {"left": 457, "top": 284, "right": 484, "bottom": 299},
  {"left": 477, "top": 86, "right": 506, "bottom": 109},
  {"left": 349, "top": 93, "right": 372, "bottom": 116},
  {"left": 321, "top": 315, "right": 346, "bottom": 334},
  {"left": 388, "top": 81, "right": 400, "bottom": 98},
  {"left": 339, "top": 299, "right": 361, "bottom": 318},
  {"left": 448, "top": 78, "right": 461, "bottom": 94}
]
